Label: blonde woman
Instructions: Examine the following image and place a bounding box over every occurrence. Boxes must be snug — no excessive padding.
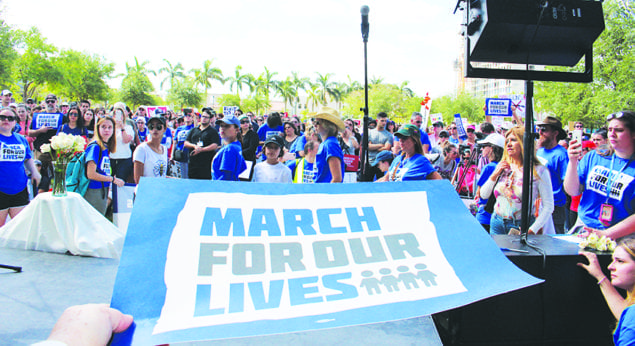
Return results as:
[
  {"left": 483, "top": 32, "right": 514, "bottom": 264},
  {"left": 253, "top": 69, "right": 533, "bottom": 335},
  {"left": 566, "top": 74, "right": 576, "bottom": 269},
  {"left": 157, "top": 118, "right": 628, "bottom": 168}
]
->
[{"left": 480, "top": 126, "right": 554, "bottom": 235}]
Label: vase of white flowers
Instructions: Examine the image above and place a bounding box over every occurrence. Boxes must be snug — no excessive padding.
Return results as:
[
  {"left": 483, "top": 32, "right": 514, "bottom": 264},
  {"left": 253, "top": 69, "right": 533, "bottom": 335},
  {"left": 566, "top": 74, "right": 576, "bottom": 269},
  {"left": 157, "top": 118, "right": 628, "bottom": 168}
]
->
[{"left": 41, "top": 133, "right": 86, "bottom": 197}]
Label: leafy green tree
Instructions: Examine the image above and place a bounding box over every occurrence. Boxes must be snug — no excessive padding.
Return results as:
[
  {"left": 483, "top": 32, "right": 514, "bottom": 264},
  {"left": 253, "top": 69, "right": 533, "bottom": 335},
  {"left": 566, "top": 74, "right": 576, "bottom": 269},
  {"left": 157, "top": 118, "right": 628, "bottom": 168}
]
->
[
  {"left": 241, "top": 94, "right": 270, "bottom": 115},
  {"left": 431, "top": 93, "right": 486, "bottom": 125},
  {"left": 158, "top": 59, "right": 185, "bottom": 90},
  {"left": 167, "top": 78, "right": 202, "bottom": 110},
  {"left": 341, "top": 83, "right": 422, "bottom": 123},
  {"left": 0, "top": 19, "right": 17, "bottom": 89},
  {"left": 12, "top": 28, "right": 59, "bottom": 102},
  {"left": 535, "top": 1, "right": 635, "bottom": 129},
  {"left": 51, "top": 49, "right": 114, "bottom": 101},
  {"left": 119, "top": 71, "right": 154, "bottom": 108},
  {"left": 190, "top": 59, "right": 223, "bottom": 104}
]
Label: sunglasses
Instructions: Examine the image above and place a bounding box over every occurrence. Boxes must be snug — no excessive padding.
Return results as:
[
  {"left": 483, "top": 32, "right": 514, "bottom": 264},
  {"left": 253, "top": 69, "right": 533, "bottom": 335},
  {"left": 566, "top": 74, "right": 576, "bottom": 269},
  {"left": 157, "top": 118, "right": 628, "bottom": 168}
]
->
[
  {"left": 68, "top": 112, "right": 79, "bottom": 117},
  {"left": 574, "top": 125, "right": 583, "bottom": 128},
  {"left": 538, "top": 126, "right": 552, "bottom": 133},
  {"left": 46, "top": 100, "right": 56, "bottom": 104},
  {"left": 450, "top": 127, "right": 457, "bottom": 130},
  {"left": 0, "top": 114, "right": 16, "bottom": 121},
  {"left": 240, "top": 120, "right": 250, "bottom": 124},
  {"left": 607, "top": 112, "right": 632, "bottom": 121},
  {"left": 148, "top": 124, "right": 164, "bottom": 131}
]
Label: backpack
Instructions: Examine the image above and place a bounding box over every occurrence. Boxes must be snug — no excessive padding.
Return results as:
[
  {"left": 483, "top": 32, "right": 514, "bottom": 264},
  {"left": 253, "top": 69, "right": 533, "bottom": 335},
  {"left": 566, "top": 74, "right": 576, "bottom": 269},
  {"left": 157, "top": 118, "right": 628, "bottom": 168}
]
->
[{"left": 66, "top": 142, "right": 102, "bottom": 196}]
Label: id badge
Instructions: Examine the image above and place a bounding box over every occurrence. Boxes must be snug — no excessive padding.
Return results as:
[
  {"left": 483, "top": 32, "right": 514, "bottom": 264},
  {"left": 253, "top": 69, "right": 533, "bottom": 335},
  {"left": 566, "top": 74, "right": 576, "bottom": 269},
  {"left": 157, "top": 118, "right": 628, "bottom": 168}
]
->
[
  {"left": 197, "top": 140, "right": 203, "bottom": 147},
  {"left": 599, "top": 203, "right": 614, "bottom": 225}
]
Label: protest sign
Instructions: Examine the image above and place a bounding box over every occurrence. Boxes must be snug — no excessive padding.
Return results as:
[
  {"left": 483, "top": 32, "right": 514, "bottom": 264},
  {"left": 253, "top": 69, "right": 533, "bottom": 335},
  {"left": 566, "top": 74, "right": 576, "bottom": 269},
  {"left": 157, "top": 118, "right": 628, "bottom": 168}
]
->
[
  {"left": 454, "top": 114, "right": 468, "bottom": 141},
  {"left": 32, "top": 112, "right": 63, "bottom": 130},
  {"left": 485, "top": 98, "right": 512, "bottom": 117},
  {"left": 111, "top": 179, "right": 541, "bottom": 345},
  {"left": 430, "top": 113, "right": 443, "bottom": 125},
  {"left": 223, "top": 106, "right": 238, "bottom": 117},
  {"left": 146, "top": 106, "right": 168, "bottom": 117}
]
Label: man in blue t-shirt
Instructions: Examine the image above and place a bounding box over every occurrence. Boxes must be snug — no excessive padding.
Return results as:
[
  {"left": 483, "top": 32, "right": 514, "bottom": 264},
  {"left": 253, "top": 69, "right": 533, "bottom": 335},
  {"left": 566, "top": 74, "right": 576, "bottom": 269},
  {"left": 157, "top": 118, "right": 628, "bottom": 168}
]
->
[
  {"left": 28, "top": 94, "right": 63, "bottom": 159},
  {"left": 411, "top": 112, "right": 432, "bottom": 153},
  {"left": 536, "top": 116, "right": 569, "bottom": 234}
]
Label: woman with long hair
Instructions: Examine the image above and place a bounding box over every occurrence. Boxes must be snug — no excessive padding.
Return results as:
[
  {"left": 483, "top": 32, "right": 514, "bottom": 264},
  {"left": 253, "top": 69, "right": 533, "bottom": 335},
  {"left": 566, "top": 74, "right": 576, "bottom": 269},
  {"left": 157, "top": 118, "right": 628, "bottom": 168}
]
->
[
  {"left": 108, "top": 102, "right": 135, "bottom": 181},
  {"left": 85, "top": 116, "right": 124, "bottom": 215},
  {"left": 565, "top": 111, "right": 635, "bottom": 239},
  {"left": 239, "top": 114, "right": 259, "bottom": 163},
  {"left": 84, "top": 108, "right": 96, "bottom": 140},
  {"left": 579, "top": 236, "right": 635, "bottom": 344},
  {"left": 475, "top": 133, "right": 506, "bottom": 232},
  {"left": 213, "top": 115, "right": 246, "bottom": 181},
  {"left": 376, "top": 124, "right": 441, "bottom": 182},
  {"left": 480, "top": 126, "right": 554, "bottom": 235},
  {"left": 58, "top": 105, "right": 87, "bottom": 137}
]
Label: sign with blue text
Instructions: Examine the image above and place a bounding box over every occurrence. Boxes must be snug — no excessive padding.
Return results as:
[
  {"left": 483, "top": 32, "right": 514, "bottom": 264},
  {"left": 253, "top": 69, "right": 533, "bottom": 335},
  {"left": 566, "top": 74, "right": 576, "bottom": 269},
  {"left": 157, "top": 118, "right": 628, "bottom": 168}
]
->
[
  {"left": 485, "top": 98, "right": 512, "bottom": 117},
  {"left": 111, "top": 179, "right": 541, "bottom": 345}
]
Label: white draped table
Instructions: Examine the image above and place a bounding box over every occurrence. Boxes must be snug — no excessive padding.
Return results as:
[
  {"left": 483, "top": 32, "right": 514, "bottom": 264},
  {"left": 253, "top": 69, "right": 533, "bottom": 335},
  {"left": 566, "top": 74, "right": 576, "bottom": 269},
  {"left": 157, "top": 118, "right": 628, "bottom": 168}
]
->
[{"left": 0, "top": 191, "right": 124, "bottom": 259}]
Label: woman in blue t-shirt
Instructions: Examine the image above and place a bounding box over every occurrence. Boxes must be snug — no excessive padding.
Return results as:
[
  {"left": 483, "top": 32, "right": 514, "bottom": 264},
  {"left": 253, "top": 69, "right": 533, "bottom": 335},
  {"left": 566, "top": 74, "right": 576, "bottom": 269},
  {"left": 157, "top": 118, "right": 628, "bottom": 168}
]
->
[
  {"left": 84, "top": 116, "right": 124, "bottom": 215},
  {"left": 565, "top": 111, "right": 635, "bottom": 239},
  {"left": 212, "top": 115, "right": 246, "bottom": 181},
  {"left": 313, "top": 107, "right": 345, "bottom": 183},
  {"left": 0, "top": 107, "right": 41, "bottom": 227},
  {"left": 474, "top": 133, "right": 505, "bottom": 232},
  {"left": 579, "top": 236, "right": 635, "bottom": 345},
  {"left": 58, "top": 106, "right": 87, "bottom": 138},
  {"left": 376, "top": 124, "right": 441, "bottom": 182}
]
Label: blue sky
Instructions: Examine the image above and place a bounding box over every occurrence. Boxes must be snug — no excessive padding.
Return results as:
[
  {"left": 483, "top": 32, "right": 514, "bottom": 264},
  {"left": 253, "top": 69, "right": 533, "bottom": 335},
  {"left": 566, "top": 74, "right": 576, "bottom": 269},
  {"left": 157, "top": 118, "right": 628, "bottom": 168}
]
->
[{"left": 2, "top": 0, "right": 463, "bottom": 98}]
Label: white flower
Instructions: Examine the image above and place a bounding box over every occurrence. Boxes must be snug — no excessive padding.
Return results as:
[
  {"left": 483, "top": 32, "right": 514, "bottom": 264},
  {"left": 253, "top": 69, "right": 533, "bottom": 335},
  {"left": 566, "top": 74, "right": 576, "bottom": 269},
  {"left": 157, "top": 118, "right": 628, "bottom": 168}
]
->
[{"left": 40, "top": 143, "right": 51, "bottom": 153}]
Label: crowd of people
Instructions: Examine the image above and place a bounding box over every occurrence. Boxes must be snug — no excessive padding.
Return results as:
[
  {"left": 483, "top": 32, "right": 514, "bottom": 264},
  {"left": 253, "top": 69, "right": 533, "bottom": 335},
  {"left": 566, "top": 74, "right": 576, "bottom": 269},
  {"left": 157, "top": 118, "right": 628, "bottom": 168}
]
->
[{"left": 2, "top": 88, "right": 635, "bottom": 343}]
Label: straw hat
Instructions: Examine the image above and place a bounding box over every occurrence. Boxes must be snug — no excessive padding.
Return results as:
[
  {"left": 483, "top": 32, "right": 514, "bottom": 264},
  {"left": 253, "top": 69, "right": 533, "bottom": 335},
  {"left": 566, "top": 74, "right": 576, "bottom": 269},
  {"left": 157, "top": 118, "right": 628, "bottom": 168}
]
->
[{"left": 315, "top": 106, "right": 345, "bottom": 131}]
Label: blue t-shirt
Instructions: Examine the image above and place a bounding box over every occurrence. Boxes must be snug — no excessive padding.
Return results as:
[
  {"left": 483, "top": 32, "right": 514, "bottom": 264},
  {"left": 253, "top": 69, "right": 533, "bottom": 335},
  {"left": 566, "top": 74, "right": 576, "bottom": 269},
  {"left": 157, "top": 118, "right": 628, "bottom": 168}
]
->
[
  {"left": 476, "top": 161, "right": 498, "bottom": 224},
  {"left": 161, "top": 127, "right": 173, "bottom": 146},
  {"left": 138, "top": 128, "right": 148, "bottom": 142},
  {"left": 286, "top": 158, "right": 316, "bottom": 183},
  {"left": 614, "top": 305, "right": 635, "bottom": 346},
  {"left": 174, "top": 124, "right": 194, "bottom": 151},
  {"left": 85, "top": 142, "right": 111, "bottom": 189},
  {"left": 290, "top": 134, "right": 307, "bottom": 156},
  {"left": 387, "top": 153, "right": 435, "bottom": 181},
  {"left": 57, "top": 124, "right": 87, "bottom": 137},
  {"left": 314, "top": 136, "right": 344, "bottom": 183},
  {"left": 257, "top": 124, "right": 284, "bottom": 142},
  {"left": 0, "top": 132, "right": 32, "bottom": 194},
  {"left": 212, "top": 141, "right": 247, "bottom": 181},
  {"left": 577, "top": 151, "right": 635, "bottom": 229},
  {"left": 420, "top": 130, "right": 431, "bottom": 148},
  {"left": 537, "top": 145, "right": 569, "bottom": 206}
]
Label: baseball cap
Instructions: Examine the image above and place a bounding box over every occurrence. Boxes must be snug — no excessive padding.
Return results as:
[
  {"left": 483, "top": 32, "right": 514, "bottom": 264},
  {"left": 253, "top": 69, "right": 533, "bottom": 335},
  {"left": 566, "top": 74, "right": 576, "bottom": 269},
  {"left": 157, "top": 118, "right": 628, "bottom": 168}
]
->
[
  {"left": 478, "top": 133, "right": 505, "bottom": 149},
  {"left": 216, "top": 114, "right": 240, "bottom": 127},
  {"left": 395, "top": 124, "right": 420, "bottom": 139},
  {"left": 1, "top": 90, "right": 12, "bottom": 96},
  {"left": 264, "top": 135, "right": 284, "bottom": 149},
  {"left": 374, "top": 150, "right": 393, "bottom": 165}
]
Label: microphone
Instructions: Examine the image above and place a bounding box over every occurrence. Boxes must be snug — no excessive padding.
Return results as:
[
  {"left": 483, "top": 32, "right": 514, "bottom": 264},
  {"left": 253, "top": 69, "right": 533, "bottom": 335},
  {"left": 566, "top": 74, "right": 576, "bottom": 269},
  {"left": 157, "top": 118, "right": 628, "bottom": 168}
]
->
[{"left": 361, "top": 5, "right": 369, "bottom": 42}]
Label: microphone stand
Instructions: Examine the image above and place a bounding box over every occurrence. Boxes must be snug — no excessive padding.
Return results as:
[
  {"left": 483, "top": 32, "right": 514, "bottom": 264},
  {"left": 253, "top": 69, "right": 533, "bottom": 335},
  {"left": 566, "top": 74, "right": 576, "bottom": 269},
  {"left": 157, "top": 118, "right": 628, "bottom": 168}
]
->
[
  {"left": 0, "top": 264, "right": 22, "bottom": 272},
  {"left": 519, "top": 80, "right": 535, "bottom": 245},
  {"left": 360, "top": 6, "right": 371, "bottom": 181}
]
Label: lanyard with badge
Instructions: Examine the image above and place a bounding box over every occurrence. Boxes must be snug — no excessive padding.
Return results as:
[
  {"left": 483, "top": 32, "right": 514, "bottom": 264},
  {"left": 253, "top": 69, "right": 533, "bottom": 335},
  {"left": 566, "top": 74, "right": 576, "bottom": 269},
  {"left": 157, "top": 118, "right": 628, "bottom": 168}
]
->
[{"left": 600, "top": 154, "right": 635, "bottom": 226}]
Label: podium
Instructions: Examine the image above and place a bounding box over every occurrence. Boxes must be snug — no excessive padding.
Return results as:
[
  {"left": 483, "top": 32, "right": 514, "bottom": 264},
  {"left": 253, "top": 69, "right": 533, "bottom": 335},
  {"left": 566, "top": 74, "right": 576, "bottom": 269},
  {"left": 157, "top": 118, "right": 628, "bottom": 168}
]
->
[{"left": 434, "top": 235, "right": 615, "bottom": 346}]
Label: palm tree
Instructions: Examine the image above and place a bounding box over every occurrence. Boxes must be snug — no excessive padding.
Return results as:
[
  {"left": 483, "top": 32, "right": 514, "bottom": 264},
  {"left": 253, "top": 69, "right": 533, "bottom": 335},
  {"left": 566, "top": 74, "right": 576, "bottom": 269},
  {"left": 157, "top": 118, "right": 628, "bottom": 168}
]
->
[
  {"left": 258, "top": 66, "right": 278, "bottom": 99},
  {"left": 226, "top": 65, "right": 250, "bottom": 96},
  {"left": 305, "top": 84, "right": 321, "bottom": 112},
  {"left": 158, "top": 59, "right": 185, "bottom": 90},
  {"left": 400, "top": 81, "right": 415, "bottom": 98},
  {"left": 314, "top": 72, "right": 340, "bottom": 106},
  {"left": 125, "top": 57, "right": 156, "bottom": 76},
  {"left": 276, "top": 78, "right": 297, "bottom": 113},
  {"left": 191, "top": 59, "right": 224, "bottom": 104},
  {"left": 370, "top": 76, "right": 384, "bottom": 87},
  {"left": 291, "top": 71, "right": 310, "bottom": 114}
]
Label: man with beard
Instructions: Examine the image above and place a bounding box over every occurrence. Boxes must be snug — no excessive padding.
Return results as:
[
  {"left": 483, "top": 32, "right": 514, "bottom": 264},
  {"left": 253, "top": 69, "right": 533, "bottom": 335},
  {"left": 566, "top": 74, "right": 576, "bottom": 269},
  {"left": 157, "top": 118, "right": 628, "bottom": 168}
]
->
[
  {"left": 536, "top": 116, "right": 569, "bottom": 234},
  {"left": 28, "top": 94, "right": 63, "bottom": 159},
  {"left": 183, "top": 108, "right": 220, "bottom": 179}
]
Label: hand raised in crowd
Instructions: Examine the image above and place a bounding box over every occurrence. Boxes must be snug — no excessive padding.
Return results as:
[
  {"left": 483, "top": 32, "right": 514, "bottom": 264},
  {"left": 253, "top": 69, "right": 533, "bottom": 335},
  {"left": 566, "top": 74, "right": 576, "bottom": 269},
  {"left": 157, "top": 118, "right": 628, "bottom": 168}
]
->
[
  {"left": 45, "top": 304, "right": 133, "bottom": 346},
  {"left": 567, "top": 138, "right": 583, "bottom": 162}
]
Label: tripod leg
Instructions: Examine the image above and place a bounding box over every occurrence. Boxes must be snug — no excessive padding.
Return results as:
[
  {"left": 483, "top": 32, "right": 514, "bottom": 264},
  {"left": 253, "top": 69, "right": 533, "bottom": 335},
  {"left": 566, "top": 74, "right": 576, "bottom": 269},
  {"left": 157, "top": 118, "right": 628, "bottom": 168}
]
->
[{"left": 0, "top": 264, "right": 22, "bottom": 273}]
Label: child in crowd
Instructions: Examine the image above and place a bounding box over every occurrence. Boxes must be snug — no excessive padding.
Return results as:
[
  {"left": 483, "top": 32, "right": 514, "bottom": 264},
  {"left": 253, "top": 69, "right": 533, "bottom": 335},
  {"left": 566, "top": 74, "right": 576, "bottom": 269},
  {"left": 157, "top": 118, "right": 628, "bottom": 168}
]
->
[
  {"left": 287, "top": 140, "right": 318, "bottom": 183},
  {"left": 252, "top": 135, "right": 292, "bottom": 183}
]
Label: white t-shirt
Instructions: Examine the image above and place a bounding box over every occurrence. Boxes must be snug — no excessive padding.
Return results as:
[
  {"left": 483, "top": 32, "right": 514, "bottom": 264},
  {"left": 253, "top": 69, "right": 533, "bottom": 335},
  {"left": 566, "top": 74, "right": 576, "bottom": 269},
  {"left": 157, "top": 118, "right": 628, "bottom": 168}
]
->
[
  {"left": 133, "top": 142, "right": 168, "bottom": 178},
  {"left": 252, "top": 161, "right": 292, "bottom": 183},
  {"left": 110, "top": 125, "right": 135, "bottom": 159}
]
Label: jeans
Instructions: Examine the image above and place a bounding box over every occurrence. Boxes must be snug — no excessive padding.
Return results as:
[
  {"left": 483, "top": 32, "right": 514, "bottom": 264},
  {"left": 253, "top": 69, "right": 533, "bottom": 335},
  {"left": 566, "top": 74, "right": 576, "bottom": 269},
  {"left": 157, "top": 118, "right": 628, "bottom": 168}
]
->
[
  {"left": 552, "top": 205, "right": 566, "bottom": 234},
  {"left": 179, "top": 161, "right": 189, "bottom": 179},
  {"left": 490, "top": 213, "right": 536, "bottom": 235}
]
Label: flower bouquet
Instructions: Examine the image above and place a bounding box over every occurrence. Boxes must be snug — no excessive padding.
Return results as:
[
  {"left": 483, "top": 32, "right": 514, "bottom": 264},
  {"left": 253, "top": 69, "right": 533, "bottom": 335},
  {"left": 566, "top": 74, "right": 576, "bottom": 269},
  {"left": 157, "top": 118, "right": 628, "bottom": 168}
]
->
[
  {"left": 579, "top": 233, "right": 616, "bottom": 253},
  {"left": 41, "top": 133, "right": 86, "bottom": 197}
]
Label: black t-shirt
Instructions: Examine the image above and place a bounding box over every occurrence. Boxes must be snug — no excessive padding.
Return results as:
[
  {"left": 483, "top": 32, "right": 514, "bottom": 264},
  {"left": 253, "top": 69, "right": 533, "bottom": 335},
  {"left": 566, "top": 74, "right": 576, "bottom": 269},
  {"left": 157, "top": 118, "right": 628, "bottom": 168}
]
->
[
  {"left": 186, "top": 125, "right": 221, "bottom": 179},
  {"left": 241, "top": 130, "right": 259, "bottom": 162}
]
